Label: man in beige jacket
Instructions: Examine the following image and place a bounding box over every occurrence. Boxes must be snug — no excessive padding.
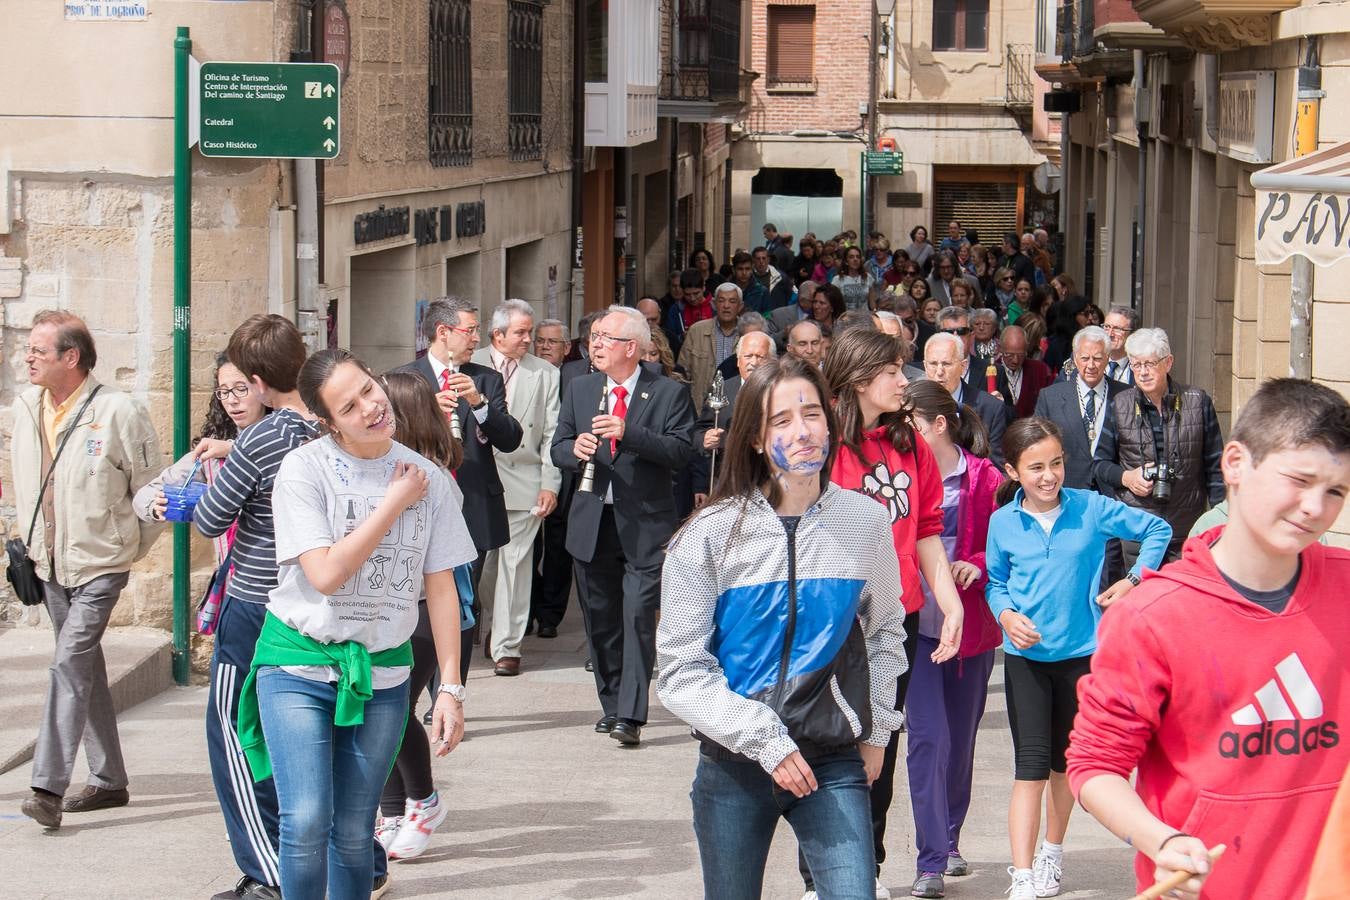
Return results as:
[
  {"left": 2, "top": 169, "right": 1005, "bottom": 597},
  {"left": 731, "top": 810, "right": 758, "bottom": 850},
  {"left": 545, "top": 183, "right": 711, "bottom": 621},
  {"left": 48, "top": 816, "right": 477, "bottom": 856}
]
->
[
  {"left": 677, "top": 282, "right": 744, "bottom": 416},
  {"left": 12, "top": 311, "right": 163, "bottom": 829}
]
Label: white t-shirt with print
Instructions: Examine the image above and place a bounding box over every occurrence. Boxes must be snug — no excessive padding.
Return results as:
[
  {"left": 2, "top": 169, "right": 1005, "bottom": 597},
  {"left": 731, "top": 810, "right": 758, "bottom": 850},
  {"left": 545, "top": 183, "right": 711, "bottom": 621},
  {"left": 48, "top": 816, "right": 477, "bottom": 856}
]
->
[{"left": 269, "top": 436, "right": 476, "bottom": 688}]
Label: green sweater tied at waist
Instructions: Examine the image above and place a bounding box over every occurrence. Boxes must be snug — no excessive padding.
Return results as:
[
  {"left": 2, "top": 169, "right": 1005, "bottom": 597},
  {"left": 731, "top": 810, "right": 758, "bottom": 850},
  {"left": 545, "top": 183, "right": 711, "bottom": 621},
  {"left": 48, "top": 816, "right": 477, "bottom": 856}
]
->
[{"left": 237, "top": 612, "right": 413, "bottom": 782}]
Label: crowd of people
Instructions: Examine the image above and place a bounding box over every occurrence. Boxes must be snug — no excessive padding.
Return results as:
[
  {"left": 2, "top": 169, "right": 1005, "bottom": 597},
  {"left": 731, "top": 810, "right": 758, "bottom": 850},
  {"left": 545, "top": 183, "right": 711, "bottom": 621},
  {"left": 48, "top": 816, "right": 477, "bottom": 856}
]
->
[{"left": 10, "top": 214, "right": 1350, "bottom": 900}]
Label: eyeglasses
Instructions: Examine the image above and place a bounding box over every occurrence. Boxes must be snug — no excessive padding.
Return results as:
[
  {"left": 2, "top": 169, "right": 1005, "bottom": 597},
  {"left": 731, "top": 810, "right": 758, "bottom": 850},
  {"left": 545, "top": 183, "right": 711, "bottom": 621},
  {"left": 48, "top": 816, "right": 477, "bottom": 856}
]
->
[
  {"left": 24, "top": 345, "right": 56, "bottom": 357},
  {"left": 999, "top": 276, "right": 1015, "bottom": 283},
  {"left": 535, "top": 337, "right": 567, "bottom": 347},
  {"left": 213, "top": 384, "right": 251, "bottom": 401},
  {"left": 448, "top": 324, "right": 481, "bottom": 337},
  {"left": 1129, "top": 356, "right": 1170, "bottom": 373},
  {"left": 1103, "top": 325, "right": 1132, "bottom": 335},
  {"left": 590, "top": 332, "right": 635, "bottom": 346},
  {"left": 942, "top": 326, "right": 973, "bottom": 336}
]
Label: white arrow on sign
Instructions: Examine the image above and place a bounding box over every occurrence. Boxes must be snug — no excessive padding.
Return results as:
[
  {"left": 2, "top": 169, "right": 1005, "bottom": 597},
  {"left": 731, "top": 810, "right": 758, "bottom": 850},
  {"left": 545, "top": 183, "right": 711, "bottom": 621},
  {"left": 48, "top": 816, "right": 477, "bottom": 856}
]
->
[
  {"left": 323, "top": 84, "right": 335, "bottom": 97},
  {"left": 323, "top": 138, "right": 336, "bottom": 152},
  {"left": 323, "top": 116, "right": 335, "bottom": 130}
]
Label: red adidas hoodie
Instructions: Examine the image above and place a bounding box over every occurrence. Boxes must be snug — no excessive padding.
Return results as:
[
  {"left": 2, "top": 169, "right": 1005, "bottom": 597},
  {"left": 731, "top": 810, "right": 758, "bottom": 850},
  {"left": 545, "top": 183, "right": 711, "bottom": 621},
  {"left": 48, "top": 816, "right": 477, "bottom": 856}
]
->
[
  {"left": 1067, "top": 529, "right": 1350, "bottom": 898},
  {"left": 831, "top": 427, "right": 943, "bottom": 614}
]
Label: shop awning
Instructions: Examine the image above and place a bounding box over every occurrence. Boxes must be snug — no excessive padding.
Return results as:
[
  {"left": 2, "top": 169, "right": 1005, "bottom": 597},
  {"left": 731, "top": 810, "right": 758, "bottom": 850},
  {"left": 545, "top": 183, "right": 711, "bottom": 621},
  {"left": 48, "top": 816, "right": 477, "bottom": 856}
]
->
[{"left": 1251, "top": 141, "right": 1350, "bottom": 267}]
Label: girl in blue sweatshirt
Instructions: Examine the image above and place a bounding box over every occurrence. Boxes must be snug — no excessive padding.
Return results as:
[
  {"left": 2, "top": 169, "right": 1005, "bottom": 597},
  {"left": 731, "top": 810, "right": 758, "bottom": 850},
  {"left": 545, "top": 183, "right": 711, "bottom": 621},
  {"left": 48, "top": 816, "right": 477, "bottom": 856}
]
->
[{"left": 985, "top": 417, "right": 1170, "bottom": 900}]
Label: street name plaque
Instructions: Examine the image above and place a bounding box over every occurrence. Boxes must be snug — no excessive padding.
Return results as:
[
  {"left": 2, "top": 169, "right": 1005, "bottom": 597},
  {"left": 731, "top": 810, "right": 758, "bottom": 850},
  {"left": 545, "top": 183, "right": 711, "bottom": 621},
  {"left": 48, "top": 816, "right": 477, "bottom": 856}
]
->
[{"left": 199, "top": 61, "right": 340, "bottom": 159}]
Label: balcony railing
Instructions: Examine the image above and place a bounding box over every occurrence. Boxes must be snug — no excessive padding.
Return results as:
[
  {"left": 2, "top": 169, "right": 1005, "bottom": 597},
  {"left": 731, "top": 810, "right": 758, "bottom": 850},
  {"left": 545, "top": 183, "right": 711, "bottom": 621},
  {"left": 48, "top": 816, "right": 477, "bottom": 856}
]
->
[
  {"left": 1005, "top": 43, "right": 1034, "bottom": 107},
  {"left": 661, "top": 0, "right": 742, "bottom": 103}
]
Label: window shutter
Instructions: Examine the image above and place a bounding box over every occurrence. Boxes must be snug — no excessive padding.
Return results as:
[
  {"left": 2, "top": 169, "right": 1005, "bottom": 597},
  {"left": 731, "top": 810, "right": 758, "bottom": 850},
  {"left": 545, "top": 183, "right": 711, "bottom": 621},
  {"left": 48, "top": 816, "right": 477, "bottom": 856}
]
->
[{"left": 767, "top": 6, "right": 815, "bottom": 84}]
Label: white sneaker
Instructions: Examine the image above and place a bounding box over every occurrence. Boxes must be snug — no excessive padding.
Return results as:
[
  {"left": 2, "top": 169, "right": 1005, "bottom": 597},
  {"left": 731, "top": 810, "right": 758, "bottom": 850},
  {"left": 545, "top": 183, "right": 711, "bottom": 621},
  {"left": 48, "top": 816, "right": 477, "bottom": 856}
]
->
[
  {"left": 374, "top": 815, "right": 402, "bottom": 851},
  {"left": 387, "top": 793, "right": 448, "bottom": 861},
  {"left": 1006, "top": 867, "right": 1037, "bottom": 900},
  {"left": 1032, "top": 852, "right": 1062, "bottom": 897},
  {"left": 800, "top": 892, "right": 819, "bottom": 900},
  {"left": 875, "top": 877, "right": 892, "bottom": 899}
]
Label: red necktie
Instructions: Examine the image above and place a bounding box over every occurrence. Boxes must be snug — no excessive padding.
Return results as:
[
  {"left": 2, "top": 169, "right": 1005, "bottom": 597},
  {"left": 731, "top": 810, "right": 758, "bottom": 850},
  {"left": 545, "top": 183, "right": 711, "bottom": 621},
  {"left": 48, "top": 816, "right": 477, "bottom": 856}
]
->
[
  {"left": 610, "top": 385, "right": 628, "bottom": 455},
  {"left": 440, "top": 368, "right": 452, "bottom": 392}
]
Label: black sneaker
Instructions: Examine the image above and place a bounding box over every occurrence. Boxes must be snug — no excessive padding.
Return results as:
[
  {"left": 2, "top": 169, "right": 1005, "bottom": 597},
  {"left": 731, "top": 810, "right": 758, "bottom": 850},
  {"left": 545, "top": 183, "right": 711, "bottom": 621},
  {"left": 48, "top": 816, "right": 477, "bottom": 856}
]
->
[
  {"left": 372, "top": 873, "right": 392, "bottom": 899},
  {"left": 211, "top": 877, "right": 280, "bottom": 900}
]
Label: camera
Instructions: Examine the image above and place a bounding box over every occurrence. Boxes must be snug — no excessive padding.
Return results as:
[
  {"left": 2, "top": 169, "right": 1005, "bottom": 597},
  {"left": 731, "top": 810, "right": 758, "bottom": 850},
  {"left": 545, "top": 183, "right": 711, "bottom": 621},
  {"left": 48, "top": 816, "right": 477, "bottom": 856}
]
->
[{"left": 1142, "top": 463, "right": 1175, "bottom": 501}]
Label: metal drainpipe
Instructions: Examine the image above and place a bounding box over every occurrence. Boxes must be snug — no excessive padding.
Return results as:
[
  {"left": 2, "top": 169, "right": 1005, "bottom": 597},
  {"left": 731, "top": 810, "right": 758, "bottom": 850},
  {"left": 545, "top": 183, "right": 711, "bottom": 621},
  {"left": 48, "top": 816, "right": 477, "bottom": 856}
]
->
[
  {"left": 570, "top": 0, "right": 585, "bottom": 322},
  {"left": 1289, "top": 38, "right": 1322, "bottom": 378},
  {"left": 1133, "top": 50, "right": 1147, "bottom": 313}
]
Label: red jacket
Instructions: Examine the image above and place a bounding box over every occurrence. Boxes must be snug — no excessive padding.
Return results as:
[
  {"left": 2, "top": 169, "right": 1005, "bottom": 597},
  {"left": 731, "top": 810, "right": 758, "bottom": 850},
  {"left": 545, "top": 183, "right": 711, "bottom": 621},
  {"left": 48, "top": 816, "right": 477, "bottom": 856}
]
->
[
  {"left": 951, "top": 449, "right": 1003, "bottom": 659},
  {"left": 832, "top": 428, "right": 942, "bottom": 614},
  {"left": 1067, "top": 530, "right": 1350, "bottom": 898}
]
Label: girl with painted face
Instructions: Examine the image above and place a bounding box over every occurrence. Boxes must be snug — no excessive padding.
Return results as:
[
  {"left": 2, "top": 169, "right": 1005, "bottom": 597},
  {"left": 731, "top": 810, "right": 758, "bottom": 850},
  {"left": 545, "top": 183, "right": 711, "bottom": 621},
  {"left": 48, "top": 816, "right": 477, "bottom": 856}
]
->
[
  {"left": 657, "top": 355, "right": 906, "bottom": 900},
  {"left": 985, "top": 418, "right": 1171, "bottom": 900},
  {"left": 235, "top": 349, "right": 477, "bottom": 900}
]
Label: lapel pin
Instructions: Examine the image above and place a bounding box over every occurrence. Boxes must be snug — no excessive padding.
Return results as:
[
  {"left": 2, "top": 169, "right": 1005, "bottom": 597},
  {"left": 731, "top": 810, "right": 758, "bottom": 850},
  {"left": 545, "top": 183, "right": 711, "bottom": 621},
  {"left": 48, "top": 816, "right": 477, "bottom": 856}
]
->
[{"left": 641, "top": 392, "right": 649, "bottom": 400}]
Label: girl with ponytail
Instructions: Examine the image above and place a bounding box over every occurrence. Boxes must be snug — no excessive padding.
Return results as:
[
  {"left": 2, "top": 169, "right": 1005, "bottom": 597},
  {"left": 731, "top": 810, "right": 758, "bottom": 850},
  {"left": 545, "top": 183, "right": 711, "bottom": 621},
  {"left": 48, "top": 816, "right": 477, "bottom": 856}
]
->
[{"left": 898, "top": 380, "right": 1004, "bottom": 897}]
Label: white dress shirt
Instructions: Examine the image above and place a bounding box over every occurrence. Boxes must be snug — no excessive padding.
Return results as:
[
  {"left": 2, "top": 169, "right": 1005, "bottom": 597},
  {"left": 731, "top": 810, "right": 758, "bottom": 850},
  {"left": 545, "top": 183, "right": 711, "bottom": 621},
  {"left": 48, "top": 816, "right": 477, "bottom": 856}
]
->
[
  {"left": 427, "top": 349, "right": 489, "bottom": 424},
  {"left": 601, "top": 366, "right": 642, "bottom": 504},
  {"left": 1076, "top": 377, "right": 1109, "bottom": 455}
]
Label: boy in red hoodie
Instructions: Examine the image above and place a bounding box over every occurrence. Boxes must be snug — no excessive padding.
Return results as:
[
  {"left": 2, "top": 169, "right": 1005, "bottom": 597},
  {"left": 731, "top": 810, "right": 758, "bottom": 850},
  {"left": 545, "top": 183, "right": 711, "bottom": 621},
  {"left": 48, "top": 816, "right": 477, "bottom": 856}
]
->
[{"left": 1066, "top": 378, "right": 1350, "bottom": 898}]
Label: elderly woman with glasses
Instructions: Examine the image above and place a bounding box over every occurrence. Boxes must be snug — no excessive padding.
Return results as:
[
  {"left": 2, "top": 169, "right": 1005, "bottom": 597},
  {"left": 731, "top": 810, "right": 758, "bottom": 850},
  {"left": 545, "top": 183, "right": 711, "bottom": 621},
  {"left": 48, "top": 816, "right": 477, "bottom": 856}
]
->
[
  {"left": 990, "top": 268, "right": 1019, "bottom": 320},
  {"left": 971, "top": 309, "right": 1001, "bottom": 364}
]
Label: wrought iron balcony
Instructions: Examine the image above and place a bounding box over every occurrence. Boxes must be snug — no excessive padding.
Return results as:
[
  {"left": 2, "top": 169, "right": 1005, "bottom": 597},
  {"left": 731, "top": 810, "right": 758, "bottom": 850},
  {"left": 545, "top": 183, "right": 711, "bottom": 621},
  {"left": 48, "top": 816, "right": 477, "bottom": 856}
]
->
[
  {"left": 660, "top": 0, "right": 743, "bottom": 108},
  {"left": 1005, "top": 43, "right": 1035, "bottom": 107}
]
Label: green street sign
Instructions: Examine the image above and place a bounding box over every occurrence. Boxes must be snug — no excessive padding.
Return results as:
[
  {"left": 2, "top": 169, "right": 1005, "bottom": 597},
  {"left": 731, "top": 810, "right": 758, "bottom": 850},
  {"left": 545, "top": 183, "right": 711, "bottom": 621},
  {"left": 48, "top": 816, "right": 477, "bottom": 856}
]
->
[
  {"left": 865, "top": 150, "right": 903, "bottom": 175},
  {"left": 199, "top": 61, "right": 340, "bottom": 159}
]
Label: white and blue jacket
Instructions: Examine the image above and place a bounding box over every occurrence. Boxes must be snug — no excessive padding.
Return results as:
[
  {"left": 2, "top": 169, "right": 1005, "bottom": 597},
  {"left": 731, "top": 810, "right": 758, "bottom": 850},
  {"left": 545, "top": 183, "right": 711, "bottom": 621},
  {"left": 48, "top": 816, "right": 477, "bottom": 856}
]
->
[{"left": 656, "top": 483, "right": 907, "bottom": 774}]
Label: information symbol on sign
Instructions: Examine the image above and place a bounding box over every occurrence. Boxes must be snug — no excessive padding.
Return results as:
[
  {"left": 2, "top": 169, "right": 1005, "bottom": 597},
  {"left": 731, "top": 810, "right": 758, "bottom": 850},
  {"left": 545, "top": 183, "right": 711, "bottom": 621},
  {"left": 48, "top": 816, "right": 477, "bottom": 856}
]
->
[{"left": 304, "top": 82, "right": 321, "bottom": 99}]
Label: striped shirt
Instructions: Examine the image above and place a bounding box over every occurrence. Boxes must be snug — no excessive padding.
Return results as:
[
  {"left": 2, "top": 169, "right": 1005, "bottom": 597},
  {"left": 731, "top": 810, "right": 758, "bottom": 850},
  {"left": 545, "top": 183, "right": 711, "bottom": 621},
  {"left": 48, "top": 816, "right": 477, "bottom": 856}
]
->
[{"left": 194, "top": 409, "right": 318, "bottom": 605}]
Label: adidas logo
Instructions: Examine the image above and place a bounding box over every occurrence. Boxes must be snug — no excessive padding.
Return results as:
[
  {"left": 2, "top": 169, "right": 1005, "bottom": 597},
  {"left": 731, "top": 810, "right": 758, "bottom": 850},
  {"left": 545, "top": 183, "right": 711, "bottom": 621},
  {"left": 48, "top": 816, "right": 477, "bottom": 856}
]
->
[{"left": 1220, "top": 652, "right": 1339, "bottom": 759}]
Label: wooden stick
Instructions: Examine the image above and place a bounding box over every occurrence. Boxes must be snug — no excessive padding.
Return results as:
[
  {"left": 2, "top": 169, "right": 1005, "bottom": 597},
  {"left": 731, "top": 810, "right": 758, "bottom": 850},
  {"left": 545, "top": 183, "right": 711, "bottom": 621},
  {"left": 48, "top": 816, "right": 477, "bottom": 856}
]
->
[{"left": 1129, "top": 844, "right": 1226, "bottom": 900}]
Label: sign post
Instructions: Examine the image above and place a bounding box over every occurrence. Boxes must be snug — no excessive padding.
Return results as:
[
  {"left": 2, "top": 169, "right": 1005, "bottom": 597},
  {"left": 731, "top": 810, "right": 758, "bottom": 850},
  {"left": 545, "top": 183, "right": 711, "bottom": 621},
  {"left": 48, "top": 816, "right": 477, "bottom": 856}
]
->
[
  {"left": 199, "top": 61, "right": 341, "bottom": 159},
  {"left": 172, "top": 27, "right": 192, "bottom": 686}
]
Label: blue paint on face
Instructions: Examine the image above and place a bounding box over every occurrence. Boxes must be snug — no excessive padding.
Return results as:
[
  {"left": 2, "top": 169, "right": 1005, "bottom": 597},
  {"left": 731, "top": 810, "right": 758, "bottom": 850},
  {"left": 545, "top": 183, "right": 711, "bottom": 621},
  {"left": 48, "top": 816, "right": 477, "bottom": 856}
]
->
[{"left": 770, "top": 434, "right": 826, "bottom": 475}]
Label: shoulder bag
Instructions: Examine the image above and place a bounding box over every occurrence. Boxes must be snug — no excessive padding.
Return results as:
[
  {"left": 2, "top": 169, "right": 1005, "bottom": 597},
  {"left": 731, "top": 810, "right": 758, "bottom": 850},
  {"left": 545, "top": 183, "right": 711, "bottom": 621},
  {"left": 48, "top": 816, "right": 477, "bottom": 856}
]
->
[{"left": 5, "top": 386, "right": 102, "bottom": 605}]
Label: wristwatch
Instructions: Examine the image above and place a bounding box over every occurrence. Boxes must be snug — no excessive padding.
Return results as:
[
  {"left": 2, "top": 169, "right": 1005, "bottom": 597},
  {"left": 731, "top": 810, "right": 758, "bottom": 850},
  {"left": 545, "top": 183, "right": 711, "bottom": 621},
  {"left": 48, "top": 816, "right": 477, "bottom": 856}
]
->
[
  {"left": 1126, "top": 572, "right": 1141, "bottom": 586},
  {"left": 437, "top": 682, "right": 467, "bottom": 702},
  {"left": 470, "top": 396, "right": 487, "bottom": 410}
]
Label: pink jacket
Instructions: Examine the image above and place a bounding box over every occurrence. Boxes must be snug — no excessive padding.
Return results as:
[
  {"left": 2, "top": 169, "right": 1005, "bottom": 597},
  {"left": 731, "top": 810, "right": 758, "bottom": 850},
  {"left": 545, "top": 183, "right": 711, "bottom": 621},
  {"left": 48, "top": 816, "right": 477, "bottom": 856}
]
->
[{"left": 952, "top": 449, "right": 1003, "bottom": 659}]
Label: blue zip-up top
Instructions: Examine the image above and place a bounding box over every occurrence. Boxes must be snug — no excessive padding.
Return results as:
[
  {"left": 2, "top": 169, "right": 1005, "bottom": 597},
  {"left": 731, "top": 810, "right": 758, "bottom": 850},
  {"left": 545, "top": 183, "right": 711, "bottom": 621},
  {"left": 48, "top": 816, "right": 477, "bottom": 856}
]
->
[
  {"left": 657, "top": 483, "right": 907, "bottom": 774},
  {"left": 985, "top": 487, "right": 1171, "bottom": 661}
]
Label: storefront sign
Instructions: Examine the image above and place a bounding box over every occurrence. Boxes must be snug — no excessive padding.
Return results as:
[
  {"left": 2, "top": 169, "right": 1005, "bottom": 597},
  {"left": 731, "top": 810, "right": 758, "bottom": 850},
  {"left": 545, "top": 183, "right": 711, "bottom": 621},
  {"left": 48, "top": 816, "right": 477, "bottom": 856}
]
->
[
  {"left": 1255, "top": 188, "right": 1350, "bottom": 266},
  {"left": 324, "top": 1, "right": 351, "bottom": 82},
  {"left": 413, "top": 201, "right": 486, "bottom": 244},
  {"left": 1218, "top": 71, "right": 1275, "bottom": 164},
  {"left": 65, "top": 2, "right": 147, "bottom": 21},
  {"left": 354, "top": 205, "right": 410, "bottom": 244}
]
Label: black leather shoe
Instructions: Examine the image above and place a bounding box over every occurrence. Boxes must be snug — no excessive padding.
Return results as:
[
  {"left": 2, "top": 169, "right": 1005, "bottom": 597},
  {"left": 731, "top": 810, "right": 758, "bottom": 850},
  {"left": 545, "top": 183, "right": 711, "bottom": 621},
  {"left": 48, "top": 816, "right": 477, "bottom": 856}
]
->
[
  {"left": 538, "top": 624, "right": 558, "bottom": 639},
  {"left": 594, "top": 715, "right": 617, "bottom": 733},
  {"left": 525, "top": 619, "right": 536, "bottom": 636},
  {"left": 62, "top": 784, "right": 129, "bottom": 813},
  {"left": 609, "top": 720, "right": 642, "bottom": 745},
  {"left": 584, "top": 657, "right": 593, "bottom": 672}
]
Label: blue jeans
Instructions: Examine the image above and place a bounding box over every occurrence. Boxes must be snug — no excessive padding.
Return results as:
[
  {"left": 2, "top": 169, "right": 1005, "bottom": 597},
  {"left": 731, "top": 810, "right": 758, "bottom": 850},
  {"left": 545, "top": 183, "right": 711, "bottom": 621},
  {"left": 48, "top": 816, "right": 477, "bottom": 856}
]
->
[
  {"left": 691, "top": 746, "right": 875, "bottom": 900},
  {"left": 256, "top": 667, "right": 407, "bottom": 900}
]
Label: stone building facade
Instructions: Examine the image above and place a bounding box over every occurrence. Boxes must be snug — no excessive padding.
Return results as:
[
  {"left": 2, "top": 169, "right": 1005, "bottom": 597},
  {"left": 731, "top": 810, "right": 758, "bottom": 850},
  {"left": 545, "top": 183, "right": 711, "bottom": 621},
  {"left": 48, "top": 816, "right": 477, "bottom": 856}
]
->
[{"left": 0, "top": 0, "right": 576, "bottom": 626}]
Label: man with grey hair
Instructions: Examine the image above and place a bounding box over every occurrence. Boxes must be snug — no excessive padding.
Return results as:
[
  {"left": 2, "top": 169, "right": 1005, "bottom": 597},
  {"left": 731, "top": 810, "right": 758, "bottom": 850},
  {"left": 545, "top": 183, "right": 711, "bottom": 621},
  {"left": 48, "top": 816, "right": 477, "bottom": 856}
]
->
[
  {"left": 767, "top": 280, "right": 817, "bottom": 346},
  {"left": 551, "top": 305, "right": 694, "bottom": 745},
  {"left": 994, "top": 324, "right": 1054, "bottom": 418},
  {"left": 393, "top": 296, "right": 523, "bottom": 681},
  {"left": 1102, "top": 305, "right": 1140, "bottom": 385},
  {"left": 923, "top": 330, "right": 1011, "bottom": 465},
  {"left": 716, "top": 312, "right": 768, "bottom": 381},
  {"left": 786, "top": 319, "right": 824, "bottom": 367},
  {"left": 678, "top": 282, "right": 743, "bottom": 415},
  {"left": 472, "top": 300, "right": 562, "bottom": 669},
  {"left": 1093, "top": 327, "right": 1225, "bottom": 562},
  {"left": 692, "top": 330, "right": 774, "bottom": 505},
  {"left": 1033, "top": 326, "right": 1125, "bottom": 489},
  {"left": 534, "top": 318, "right": 571, "bottom": 368}
]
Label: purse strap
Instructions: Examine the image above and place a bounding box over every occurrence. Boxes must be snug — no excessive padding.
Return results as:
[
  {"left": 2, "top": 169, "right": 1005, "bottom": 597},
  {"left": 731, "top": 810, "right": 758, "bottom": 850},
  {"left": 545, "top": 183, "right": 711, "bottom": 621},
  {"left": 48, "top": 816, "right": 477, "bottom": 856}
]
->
[{"left": 26, "top": 385, "right": 103, "bottom": 546}]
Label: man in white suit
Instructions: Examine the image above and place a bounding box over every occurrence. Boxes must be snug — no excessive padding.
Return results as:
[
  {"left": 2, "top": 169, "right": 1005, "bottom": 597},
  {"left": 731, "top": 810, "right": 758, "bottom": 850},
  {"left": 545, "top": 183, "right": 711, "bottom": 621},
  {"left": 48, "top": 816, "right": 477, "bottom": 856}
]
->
[{"left": 472, "top": 299, "right": 561, "bottom": 676}]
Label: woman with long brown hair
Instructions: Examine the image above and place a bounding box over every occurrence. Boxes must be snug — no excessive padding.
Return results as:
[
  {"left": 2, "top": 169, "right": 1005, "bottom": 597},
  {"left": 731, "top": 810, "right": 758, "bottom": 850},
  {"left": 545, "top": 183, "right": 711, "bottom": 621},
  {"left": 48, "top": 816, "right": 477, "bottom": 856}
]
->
[
  {"left": 657, "top": 355, "right": 906, "bottom": 900},
  {"left": 815, "top": 327, "right": 966, "bottom": 898}
]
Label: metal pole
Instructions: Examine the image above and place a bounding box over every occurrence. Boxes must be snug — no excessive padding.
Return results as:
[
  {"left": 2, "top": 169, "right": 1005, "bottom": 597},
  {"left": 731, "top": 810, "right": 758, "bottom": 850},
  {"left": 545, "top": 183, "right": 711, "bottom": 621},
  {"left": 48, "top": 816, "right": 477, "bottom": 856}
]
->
[
  {"left": 172, "top": 26, "right": 192, "bottom": 686},
  {"left": 1290, "top": 255, "right": 1314, "bottom": 378},
  {"left": 860, "top": 152, "right": 866, "bottom": 238}
]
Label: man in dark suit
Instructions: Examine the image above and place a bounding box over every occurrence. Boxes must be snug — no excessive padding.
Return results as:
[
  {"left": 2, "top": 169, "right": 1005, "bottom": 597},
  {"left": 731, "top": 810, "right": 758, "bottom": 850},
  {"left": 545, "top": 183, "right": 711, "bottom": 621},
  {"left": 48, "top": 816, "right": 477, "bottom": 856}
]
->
[
  {"left": 995, "top": 325, "right": 1055, "bottom": 419},
  {"left": 391, "top": 296, "right": 522, "bottom": 682},
  {"left": 551, "top": 305, "right": 695, "bottom": 746},
  {"left": 691, "top": 331, "right": 774, "bottom": 505},
  {"left": 923, "top": 331, "right": 1011, "bottom": 467},
  {"left": 1032, "top": 326, "right": 1124, "bottom": 490}
]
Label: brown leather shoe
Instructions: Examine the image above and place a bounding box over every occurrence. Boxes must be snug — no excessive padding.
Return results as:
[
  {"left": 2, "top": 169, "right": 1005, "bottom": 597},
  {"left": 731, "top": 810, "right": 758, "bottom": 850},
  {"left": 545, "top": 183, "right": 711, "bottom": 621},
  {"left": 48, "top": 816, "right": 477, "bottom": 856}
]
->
[
  {"left": 493, "top": 657, "right": 521, "bottom": 676},
  {"left": 21, "top": 790, "right": 62, "bottom": 828},
  {"left": 62, "top": 784, "right": 130, "bottom": 813}
]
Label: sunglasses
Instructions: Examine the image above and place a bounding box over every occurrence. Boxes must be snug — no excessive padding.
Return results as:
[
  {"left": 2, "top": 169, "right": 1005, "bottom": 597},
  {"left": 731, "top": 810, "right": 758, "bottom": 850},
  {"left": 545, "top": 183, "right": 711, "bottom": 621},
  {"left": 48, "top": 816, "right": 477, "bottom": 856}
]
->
[{"left": 942, "top": 326, "right": 973, "bottom": 336}]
